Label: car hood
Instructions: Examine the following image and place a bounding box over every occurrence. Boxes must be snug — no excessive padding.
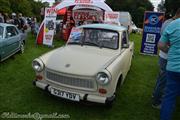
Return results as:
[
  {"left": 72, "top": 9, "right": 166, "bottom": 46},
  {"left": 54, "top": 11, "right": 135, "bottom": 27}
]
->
[{"left": 40, "top": 45, "right": 119, "bottom": 76}]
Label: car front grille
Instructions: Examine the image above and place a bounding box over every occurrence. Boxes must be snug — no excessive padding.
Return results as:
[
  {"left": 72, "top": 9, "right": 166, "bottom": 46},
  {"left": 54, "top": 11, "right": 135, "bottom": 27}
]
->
[{"left": 46, "top": 71, "right": 95, "bottom": 89}]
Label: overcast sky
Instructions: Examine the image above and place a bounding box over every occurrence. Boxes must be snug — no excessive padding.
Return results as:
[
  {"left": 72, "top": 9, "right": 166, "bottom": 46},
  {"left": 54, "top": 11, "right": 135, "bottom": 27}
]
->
[{"left": 41, "top": 0, "right": 161, "bottom": 11}]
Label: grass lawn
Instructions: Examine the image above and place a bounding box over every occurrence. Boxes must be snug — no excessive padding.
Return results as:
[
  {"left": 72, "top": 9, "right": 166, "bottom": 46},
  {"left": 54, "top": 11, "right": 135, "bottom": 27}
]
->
[{"left": 0, "top": 33, "right": 179, "bottom": 120}]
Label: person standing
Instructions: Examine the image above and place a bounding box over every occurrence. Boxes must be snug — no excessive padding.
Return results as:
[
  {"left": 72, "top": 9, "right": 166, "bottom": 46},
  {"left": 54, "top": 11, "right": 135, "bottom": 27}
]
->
[
  {"left": 0, "top": 12, "right": 4, "bottom": 23},
  {"left": 152, "top": 13, "right": 175, "bottom": 109},
  {"left": 18, "top": 13, "right": 26, "bottom": 32},
  {"left": 31, "top": 17, "right": 37, "bottom": 36},
  {"left": 3, "top": 13, "right": 11, "bottom": 23},
  {"left": 92, "top": 16, "right": 99, "bottom": 23},
  {"left": 12, "top": 13, "right": 21, "bottom": 29},
  {"left": 158, "top": 8, "right": 180, "bottom": 120},
  {"left": 40, "top": 7, "right": 45, "bottom": 22}
]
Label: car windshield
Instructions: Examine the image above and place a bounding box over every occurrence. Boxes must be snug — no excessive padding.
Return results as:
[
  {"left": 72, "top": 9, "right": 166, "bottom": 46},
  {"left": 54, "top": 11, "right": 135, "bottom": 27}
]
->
[
  {"left": 68, "top": 28, "right": 119, "bottom": 49},
  {"left": 0, "top": 26, "right": 3, "bottom": 38}
]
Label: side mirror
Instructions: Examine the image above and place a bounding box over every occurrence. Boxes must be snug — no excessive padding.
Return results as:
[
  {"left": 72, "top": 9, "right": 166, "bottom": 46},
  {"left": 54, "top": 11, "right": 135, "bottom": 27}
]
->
[{"left": 122, "top": 43, "right": 129, "bottom": 48}]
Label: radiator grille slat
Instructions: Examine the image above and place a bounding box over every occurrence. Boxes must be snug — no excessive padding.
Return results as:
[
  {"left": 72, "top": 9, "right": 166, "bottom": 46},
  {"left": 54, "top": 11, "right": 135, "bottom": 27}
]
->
[{"left": 46, "top": 71, "right": 94, "bottom": 89}]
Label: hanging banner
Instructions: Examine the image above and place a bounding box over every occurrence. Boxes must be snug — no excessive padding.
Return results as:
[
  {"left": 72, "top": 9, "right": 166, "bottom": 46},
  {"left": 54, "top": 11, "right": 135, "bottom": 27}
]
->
[
  {"left": 72, "top": 10, "right": 103, "bottom": 23},
  {"left": 68, "top": 27, "right": 83, "bottom": 42},
  {"left": 43, "top": 7, "right": 57, "bottom": 46},
  {"left": 104, "top": 12, "right": 120, "bottom": 25},
  {"left": 140, "top": 11, "right": 164, "bottom": 55}
]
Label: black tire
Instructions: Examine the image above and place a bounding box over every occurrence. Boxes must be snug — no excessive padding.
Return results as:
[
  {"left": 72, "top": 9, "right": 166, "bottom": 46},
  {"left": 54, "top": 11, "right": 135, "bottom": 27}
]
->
[
  {"left": 116, "top": 75, "right": 123, "bottom": 91},
  {"left": 105, "top": 99, "right": 114, "bottom": 108},
  {"left": 20, "top": 41, "right": 25, "bottom": 54},
  {"left": 105, "top": 94, "right": 116, "bottom": 109}
]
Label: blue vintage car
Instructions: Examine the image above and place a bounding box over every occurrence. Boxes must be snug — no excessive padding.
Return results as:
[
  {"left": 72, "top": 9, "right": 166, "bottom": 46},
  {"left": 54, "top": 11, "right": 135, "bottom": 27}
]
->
[{"left": 0, "top": 23, "right": 26, "bottom": 61}]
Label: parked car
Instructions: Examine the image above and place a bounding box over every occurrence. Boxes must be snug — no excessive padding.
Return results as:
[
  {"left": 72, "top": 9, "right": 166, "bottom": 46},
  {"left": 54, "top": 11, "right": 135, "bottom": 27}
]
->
[
  {"left": 0, "top": 23, "right": 26, "bottom": 62},
  {"left": 32, "top": 24, "right": 134, "bottom": 106},
  {"left": 119, "top": 11, "right": 132, "bottom": 33},
  {"left": 131, "top": 21, "right": 138, "bottom": 33}
]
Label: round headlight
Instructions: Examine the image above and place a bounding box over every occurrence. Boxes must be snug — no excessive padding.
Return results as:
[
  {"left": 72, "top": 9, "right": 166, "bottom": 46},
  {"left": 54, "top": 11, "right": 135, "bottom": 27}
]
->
[
  {"left": 32, "top": 59, "right": 44, "bottom": 72},
  {"left": 96, "top": 72, "right": 110, "bottom": 85}
]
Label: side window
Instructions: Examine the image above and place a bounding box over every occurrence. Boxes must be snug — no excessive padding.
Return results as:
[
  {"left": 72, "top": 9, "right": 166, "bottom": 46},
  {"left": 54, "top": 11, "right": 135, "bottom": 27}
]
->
[
  {"left": 121, "top": 31, "right": 129, "bottom": 48},
  {"left": 0, "top": 26, "right": 4, "bottom": 38},
  {"left": 6, "top": 26, "right": 18, "bottom": 38}
]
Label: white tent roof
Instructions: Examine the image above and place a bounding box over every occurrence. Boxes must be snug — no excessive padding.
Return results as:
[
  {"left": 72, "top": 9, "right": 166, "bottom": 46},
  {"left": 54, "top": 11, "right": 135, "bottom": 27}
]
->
[
  {"left": 73, "top": 5, "right": 102, "bottom": 11},
  {"left": 55, "top": 0, "right": 112, "bottom": 11}
]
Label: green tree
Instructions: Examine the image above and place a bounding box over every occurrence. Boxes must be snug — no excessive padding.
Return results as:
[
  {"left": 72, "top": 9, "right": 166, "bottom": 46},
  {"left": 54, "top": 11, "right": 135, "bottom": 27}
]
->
[
  {"left": 106, "top": 0, "right": 154, "bottom": 27},
  {"left": 0, "top": 0, "right": 11, "bottom": 13},
  {"left": 28, "top": 0, "right": 44, "bottom": 21},
  {"left": 43, "top": 1, "right": 50, "bottom": 7},
  {"left": 135, "top": 7, "right": 146, "bottom": 27},
  {"left": 9, "top": 0, "right": 32, "bottom": 16},
  {"left": 164, "top": 0, "right": 180, "bottom": 16},
  {"left": 0, "top": 0, "right": 44, "bottom": 21},
  {"left": 157, "top": 0, "right": 165, "bottom": 12}
]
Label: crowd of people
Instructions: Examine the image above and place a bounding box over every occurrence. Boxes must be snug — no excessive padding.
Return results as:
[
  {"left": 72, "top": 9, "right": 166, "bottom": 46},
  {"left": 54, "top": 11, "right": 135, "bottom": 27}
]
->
[{"left": 0, "top": 11, "right": 38, "bottom": 35}]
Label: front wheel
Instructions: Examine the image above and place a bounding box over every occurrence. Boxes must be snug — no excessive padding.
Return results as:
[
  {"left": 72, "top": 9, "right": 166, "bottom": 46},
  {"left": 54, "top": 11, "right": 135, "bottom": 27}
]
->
[
  {"left": 20, "top": 42, "right": 25, "bottom": 54},
  {"left": 105, "top": 95, "right": 116, "bottom": 108}
]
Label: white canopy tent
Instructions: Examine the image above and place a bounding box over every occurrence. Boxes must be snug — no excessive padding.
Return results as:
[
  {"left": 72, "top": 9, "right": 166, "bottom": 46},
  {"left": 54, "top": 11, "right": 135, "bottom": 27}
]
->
[
  {"left": 36, "top": 0, "right": 113, "bottom": 44},
  {"left": 55, "top": 0, "right": 112, "bottom": 12}
]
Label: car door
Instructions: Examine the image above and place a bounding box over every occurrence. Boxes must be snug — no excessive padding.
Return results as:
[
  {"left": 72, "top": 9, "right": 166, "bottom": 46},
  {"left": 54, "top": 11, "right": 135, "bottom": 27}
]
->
[
  {"left": 2, "top": 26, "right": 21, "bottom": 58},
  {"left": 120, "top": 31, "right": 132, "bottom": 76},
  {"left": 0, "top": 26, "right": 5, "bottom": 60}
]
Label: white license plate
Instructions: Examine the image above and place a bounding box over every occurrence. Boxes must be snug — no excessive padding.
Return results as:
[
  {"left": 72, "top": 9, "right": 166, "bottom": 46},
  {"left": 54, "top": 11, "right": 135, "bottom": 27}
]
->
[{"left": 50, "top": 87, "right": 80, "bottom": 102}]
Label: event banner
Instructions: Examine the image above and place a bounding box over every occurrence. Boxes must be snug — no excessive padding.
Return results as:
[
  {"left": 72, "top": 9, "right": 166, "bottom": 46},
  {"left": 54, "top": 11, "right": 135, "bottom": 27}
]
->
[
  {"left": 43, "top": 8, "right": 57, "bottom": 46},
  {"left": 68, "top": 27, "right": 83, "bottom": 41},
  {"left": 104, "top": 12, "right": 120, "bottom": 25},
  {"left": 140, "top": 11, "right": 164, "bottom": 55},
  {"left": 72, "top": 10, "right": 103, "bottom": 22}
]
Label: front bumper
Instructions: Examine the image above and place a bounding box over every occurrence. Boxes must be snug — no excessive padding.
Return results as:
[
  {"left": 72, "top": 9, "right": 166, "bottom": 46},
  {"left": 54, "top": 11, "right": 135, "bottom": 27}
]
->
[{"left": 33, "top": 80, "right": 115, "bottom": 104}]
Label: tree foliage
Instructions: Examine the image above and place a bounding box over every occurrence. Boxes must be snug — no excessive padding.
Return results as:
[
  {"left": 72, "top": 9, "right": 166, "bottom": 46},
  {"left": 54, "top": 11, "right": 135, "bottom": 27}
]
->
[
  {"left": 9, "top": 0, "right": 32, "bottom": 16},
  {"left": 164, "top": 0, "right": 180, "bottom": 16},
  {"left": 0, "top": 0, "right": 11, "bottom": 13},
  {"left": 157, "top": 0, "right": 165, "bottom": 12},
  {"left": 106, "top": 0, "right": 154, "bottom": 27},
  {"left": 0, "top": 0, "right": 44, "bottom": 21}
]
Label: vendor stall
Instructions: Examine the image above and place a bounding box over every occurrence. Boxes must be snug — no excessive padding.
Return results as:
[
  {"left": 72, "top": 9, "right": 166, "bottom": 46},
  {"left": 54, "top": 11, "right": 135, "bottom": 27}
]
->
[{"left": 37, "top": 0, "right": 113, "bottom": 45}]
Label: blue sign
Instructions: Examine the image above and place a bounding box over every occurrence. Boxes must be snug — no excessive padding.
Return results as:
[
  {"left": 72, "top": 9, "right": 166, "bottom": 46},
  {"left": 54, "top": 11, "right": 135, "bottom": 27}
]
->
[{"left": 140, "top": 11, "right": 164, "bottom": 55}]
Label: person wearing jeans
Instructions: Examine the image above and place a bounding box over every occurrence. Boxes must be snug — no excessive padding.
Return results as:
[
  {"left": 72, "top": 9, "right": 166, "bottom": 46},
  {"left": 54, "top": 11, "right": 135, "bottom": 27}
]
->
[
  {"left": 160, "top": 71, "right": 180, "bottom": 120},
  {"left": 152, "top": 56, "right": 167, "bottom": 107},
  {"left": 158, "top": 8, "right": 180, "bottom": 120},
  {"left": 152, "top": 17, "right": 174, "bottom": 108}
]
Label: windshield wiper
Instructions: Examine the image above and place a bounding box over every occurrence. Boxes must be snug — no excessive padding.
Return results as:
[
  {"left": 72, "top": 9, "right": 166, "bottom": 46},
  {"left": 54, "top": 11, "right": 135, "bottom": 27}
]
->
[
  {"left": 83, "top": 41, "right": 100, "bottom": 48},
  {"left": 68, "top": 42, "right": 81, "bottom": 45}
]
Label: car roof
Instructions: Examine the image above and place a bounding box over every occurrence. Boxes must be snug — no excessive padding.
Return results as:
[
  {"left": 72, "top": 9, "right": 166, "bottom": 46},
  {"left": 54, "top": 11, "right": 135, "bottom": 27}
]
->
[
  {"left": 0, "top": 23, "right": 16, "bottom": 27},
  {"left": 78, "top": 24, "right": 127, "bottom": 32}
]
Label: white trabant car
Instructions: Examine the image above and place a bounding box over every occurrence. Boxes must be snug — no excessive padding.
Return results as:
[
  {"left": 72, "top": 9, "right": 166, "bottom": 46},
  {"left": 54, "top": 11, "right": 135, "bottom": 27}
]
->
[{"left": 32, "top": 24, "right": 134, "bottom": 105}]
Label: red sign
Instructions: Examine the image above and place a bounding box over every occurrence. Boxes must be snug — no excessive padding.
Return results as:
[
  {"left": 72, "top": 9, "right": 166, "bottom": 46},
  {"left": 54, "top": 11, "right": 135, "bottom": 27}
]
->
[
  {"left": 45, "top": 35, "right": 53, "bottom": 41},
  {"left": 73, "top": 10, "right": 103, "bottom": 21},
  {"left": 105, "top": 13, "right": 118, "bottom": 19},
  {"left": 46, "top": 8, "right": 56, "bottom": 15},
  {"left": 104, "top": 12, "right": 120, "bottom": 25}
]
